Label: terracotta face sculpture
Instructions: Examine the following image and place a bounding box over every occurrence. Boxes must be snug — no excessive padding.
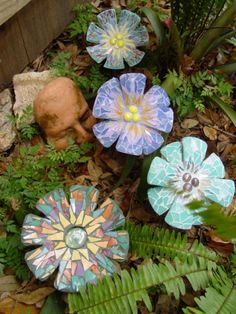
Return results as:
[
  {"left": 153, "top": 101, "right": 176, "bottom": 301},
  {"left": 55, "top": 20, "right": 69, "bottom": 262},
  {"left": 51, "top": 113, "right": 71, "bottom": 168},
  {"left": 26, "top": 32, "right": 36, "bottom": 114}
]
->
[{"left": 34, "top": 77, "right": 96, "bottom": 149}]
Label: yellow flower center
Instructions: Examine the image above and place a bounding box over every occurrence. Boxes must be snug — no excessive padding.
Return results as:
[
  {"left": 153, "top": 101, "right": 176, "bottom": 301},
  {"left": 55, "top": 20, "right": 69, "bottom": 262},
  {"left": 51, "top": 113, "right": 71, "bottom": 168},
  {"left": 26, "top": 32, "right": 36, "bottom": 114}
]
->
[
  {"left": 123, "top": 105, "right": 141, "bottom": 122},
  {"left": 109, "top": 33, "right": 125, "bottom": 49}
]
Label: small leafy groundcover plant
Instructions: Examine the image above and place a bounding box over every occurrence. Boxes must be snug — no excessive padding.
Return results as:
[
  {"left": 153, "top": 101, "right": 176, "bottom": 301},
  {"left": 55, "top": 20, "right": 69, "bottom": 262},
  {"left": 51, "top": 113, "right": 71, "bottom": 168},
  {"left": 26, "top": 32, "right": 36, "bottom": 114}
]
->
[
  {"left": 92, "top": 73, "right": 173, "bottom": 155},
  {"left": 21, "top": 185, "right": 129, "bottom": 292},
  {"left": 148, "top": 136, "right": 235, "bottom": 230},
  {"left": 86, "top": 9, "right": 149, "bottom": 69}
]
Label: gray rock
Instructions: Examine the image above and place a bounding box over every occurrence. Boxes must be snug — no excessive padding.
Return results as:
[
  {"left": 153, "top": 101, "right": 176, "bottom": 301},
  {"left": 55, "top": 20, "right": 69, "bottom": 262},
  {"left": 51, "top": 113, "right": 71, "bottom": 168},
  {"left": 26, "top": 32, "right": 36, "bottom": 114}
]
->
[
  {"left": 0, "top": 89, "right": 16, "bottom": 152},
  {"left": 13, "top": 70, "right": 54, "bottom": 128}
]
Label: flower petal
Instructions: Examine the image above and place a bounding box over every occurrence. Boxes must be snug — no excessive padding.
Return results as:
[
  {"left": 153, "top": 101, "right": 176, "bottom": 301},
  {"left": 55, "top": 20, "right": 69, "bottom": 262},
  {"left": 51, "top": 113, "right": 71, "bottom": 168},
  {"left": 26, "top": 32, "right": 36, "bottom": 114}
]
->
[
  {"left": 70, "top": 185, "right": 99, "bottom": 216},
  {"left": 55, "top": 251, "right": 104, "bottom": 292},
  {"left": 24, "top": 242, "right": 67, "bottom": 280},
  {"left": 36, "top": 189, "right": 70, "bottom": 223},
  {"left": 86, "top": 22, "right": 105, "bottom": 44},
  {"left": 86, "top": 44, "right": 107, "bottom": 63},
  {"left": 160, "top": 141, "right": 182, "bottom": 164},
  {"left": 148, "top": 187, "right": 176, "bottom": 215},
  {"left": 124, "top": 48, "right": 145, "bottom": 67},
  {"left": 142, "top": 85, "right": 170, "bottom": 108},
  {"left": 129, "top": 25, "right": 149, "bottom": 47},
  {"left": 182, "top": 137, "right": 207, "bottom": 166},
  {"left": 119, "top": 73, "right": 146, "bottom": 98},
  {"left": 141, "top": 104, "right": 173, "bottom": 133},
  {"left": 21, "top": 214, "right": 59, "bottom": 246},
  {"left": 91, "top": 198, "right": 125, "bottom": 231},
  {"left": 95, "top": 253, "right": 119, "bottom": 274},
  {"left": 200, "top": 153, "right": 225, "bottom": 178},
  {"left": 104, "top": 52, "right": 125, "bottom": 69},
  {"left": 165, "top": 198, "right": 202, "bottom": 230},
  {"left": 93, "top": 77, "right": 125, "bottom": 120},
  {"left": 116, "top": 123, "right": 144, "bottom": 155},
  {"left": 102, "top": 230, "right": 129, "bottom": 261},
  {"left": 204, "top": 178, "right": 235, "bottom": 207},
  {"left": 118, "top": 10, "right": 141, "bottom": 32},
  {"left": 142, "top": 127, "right": 164, "bottom": 155},
  {"left": 93, "top": 120, "right": 123, "bottom": 148},
  {"left": 97, "top": 9, "right": 117, "bottom": 29},
  {"left": 147, "top": 157, "right": 176, "bottom": 186}
]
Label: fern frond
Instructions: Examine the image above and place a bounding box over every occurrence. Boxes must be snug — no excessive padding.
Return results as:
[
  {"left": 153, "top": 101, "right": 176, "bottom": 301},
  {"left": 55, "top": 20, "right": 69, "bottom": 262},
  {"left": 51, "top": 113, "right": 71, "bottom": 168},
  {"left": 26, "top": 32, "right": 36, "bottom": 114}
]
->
[
  {"left": 68, "top": 258, "right": 217, "bottom": 314},
  {"left": 194, "top": 268, "right": 236, "bottom": 314},
  {"left": 125, "top": 222, "right": 218, "bottom": 263}
]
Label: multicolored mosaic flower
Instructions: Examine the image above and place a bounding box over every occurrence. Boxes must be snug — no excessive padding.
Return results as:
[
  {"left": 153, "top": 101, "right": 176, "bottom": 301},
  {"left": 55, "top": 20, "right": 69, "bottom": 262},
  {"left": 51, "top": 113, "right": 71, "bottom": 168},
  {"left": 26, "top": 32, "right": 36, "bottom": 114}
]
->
[
  {"left": 148, "top": 137, "right": 235, "bottom": 230},
  {"left": 92, "top": 73, "right": 173, "bottom": 155},
  {"left": 21, "top": 185, "right": 129, "bottom": 292},
  {"left": 86, "top": 9, "right": 149, "bottom": 69}
]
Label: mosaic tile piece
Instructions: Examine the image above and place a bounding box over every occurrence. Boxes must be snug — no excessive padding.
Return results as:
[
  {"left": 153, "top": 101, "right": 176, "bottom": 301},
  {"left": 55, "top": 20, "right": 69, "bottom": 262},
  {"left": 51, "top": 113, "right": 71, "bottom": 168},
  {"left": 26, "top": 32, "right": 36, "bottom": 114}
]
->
[
  {"left": 118, "top": 10, "right": 141, "bottom": 31},
  {"left": 86, "top": 45, "right": 107, "bottom": 63},
  {"left": 142, "top": 85, "right": 170, "bottom": 108},
  {"left": 160, "top": 141, "right": 182, "bottom": 164},
  {"left": 165, "top": 198, "right": 203, "bottom": 230},
  {"left": 147, "top": 157, "right": 176, "bottom": 186},
  {"left": 86, "top": 9, "right": 149, "bottom": 69},
  {"left": 147, "top": 136, "right": 235, "bottom": 230},
  {"left": 129, "top": 26, "right": 149, "bottom": 47},
  {"left": 124, "top": 49, "right": 145, "bottom": 67},
  {"left": 86, "top": 23, "right": 105, "bottom": 44},
  {"left": 204, "top": 179, "right": 235, "bottom": 207},
  {"left": 182, "top": 137, "right": 207, "bottom": 166},
  {"left": 148, "top": 187, "right": 176, "bottom": 215},
  {"left": 93, "top": 121, "right": 123, "bottom": 148},
  {"left": 120, "top": 73, "right": 146, "bottom": 98},
  {"left": 92, "top": 73, "right": 173, "bottom": 156},
  {"left": 200, "top": 153, "right": 225, "bottom": 178},
  {"left": 21, "top": 185, "right": 129, "bottom": 292}
]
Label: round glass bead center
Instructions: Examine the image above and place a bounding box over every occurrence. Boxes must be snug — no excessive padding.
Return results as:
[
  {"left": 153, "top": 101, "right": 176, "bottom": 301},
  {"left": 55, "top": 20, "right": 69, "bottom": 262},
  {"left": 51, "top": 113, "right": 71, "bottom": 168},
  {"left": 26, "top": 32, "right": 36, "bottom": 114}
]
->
[
  {"left": 65, "top": 227, "right": 87, "bottom": 249},
  {"left": 109, "top": 33, "right": 125, "bottom": 48},
  {"left": 123, "top": 105, "right": 141, "bottom": 122}
]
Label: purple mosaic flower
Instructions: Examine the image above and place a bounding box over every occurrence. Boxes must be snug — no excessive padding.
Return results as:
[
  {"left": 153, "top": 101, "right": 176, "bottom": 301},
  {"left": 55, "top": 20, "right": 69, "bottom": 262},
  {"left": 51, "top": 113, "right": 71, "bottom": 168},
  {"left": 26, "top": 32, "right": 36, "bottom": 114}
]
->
[
  {"left": 86, "top": 9, "right": 149, "bottom": 69},
  {"left": 92, "top": 73, "right": 174, "bottom": 155}
]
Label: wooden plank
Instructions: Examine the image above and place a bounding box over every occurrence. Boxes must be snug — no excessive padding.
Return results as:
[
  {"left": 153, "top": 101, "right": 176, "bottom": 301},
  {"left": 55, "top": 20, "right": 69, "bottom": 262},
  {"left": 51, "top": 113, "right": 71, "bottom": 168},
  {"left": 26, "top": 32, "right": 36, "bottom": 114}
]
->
[
  {"left": 17, "top": 0, "right": 82, "bottom": 62},
  {"left": 0, "top": 0, "right": 32, "bottom": 26},
  {"left": 0, "top": 17, "right": 29, "bottom": 90},
  {"left": 0, "top": 0, "right": 85, "bottom": 90}
]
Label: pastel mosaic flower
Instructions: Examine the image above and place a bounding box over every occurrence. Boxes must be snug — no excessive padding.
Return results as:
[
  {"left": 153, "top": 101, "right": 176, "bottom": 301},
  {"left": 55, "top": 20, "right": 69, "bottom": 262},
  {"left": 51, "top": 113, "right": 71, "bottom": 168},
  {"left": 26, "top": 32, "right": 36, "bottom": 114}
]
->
[
  {"left": 92, "top": 73, "right": 173, "bottom": 155},
  {"left": 148, "top": 137, "right": 235, "bottom": 230},
  {"left": 86, "top": 9, "right": 149, "bottom": 69},
  {"left": 21, "top": 185, "right": 129, "bottom": 292}
]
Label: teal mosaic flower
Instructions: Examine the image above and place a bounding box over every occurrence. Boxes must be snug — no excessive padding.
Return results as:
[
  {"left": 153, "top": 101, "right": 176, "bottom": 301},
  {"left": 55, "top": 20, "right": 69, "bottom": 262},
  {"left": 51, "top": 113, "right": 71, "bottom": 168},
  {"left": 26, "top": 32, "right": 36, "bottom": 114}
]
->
[
  {"left": 86, "top": 9, "right": 149, "bottom": 69},
  {"left": 147, "top": 137, "right": 235, "bottom": 230},
  {"left": 21, "top": 185, "right": 129, "bottom": 292}
]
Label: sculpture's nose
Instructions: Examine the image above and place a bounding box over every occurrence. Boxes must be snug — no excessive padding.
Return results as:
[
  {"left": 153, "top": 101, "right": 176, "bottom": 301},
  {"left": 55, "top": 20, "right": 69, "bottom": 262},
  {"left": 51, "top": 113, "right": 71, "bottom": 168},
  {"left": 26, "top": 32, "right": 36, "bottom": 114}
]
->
[{"left": 73, "top": 122, "right": 93, "bottom": 143}]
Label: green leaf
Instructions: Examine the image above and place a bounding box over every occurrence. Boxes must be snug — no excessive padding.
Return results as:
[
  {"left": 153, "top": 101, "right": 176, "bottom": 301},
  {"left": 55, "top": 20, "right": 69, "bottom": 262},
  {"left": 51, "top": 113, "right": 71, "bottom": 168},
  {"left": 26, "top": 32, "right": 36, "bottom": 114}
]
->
[
  {"left": 214, "top": 62, "right": 236, "bottom": 74},
  {"left": 188, "top": 201, "right": 236, "bottom": 241},
  {"left": 40, "top": 292, "right": 65, "bottom": 314},
  {"left": 142, "top": 8, "right": 165, "bottom": 45},
  {"left": 68, "top": 258, "right": 217, "bottom": 314},
  {"left": 125, "top": 221, "right": 219, "bottom": 263},
  {"left": 195, "top": 268, "right": 236, "bottom": 314},
  {"left": 210, "top": 95, "right": 236, "bottom": 127},
  {"left": 114, "top": 155, "right": 137, "bottom": 189}
]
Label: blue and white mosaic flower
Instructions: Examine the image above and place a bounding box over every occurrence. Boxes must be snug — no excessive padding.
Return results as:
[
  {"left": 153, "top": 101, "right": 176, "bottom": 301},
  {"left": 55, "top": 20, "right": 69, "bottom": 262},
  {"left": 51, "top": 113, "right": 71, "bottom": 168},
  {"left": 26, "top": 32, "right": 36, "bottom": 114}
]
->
[
  {"left": 92, "top": 73, "right": 173, "bottom": 156},
  {"left": 148, "top": 137, "right": 235, "bottom": 230},
  {"left": 86, "top": 9, "right": 149, "bottom": 69}
]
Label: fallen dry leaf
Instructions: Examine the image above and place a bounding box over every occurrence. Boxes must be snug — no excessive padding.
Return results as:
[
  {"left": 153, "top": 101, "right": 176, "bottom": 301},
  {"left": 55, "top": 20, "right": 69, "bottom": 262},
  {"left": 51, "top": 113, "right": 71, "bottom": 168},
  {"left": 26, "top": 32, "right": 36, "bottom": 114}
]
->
[
  {"left": 87, "top": 159, "right": 103, "bottom": 181},
  {"left": 10, "top": 287, "right": 55, "bottom": 305},
  {"left": 203, "top": 126, "right": 217, "bottom": 140},
  {"left": 0, "top": 297, "right": 39, "bottom": 314},
  {"left": 0, "top": 276, "right": 20, "bottom": 292},
  {"left": 181, "top": 119, "right": 199, "bottom": 129}
]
